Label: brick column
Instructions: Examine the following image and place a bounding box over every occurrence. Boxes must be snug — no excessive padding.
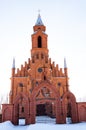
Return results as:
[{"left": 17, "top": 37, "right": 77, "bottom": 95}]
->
[
  {"left": 56, "top": 99, "right": 64, "bottom": 124},
  {"left": 30, "top": 99, "right": 35, "bottom": 124},
  {"left": 13, "top": 104, "right": 19, "bottom": 125},
  {"left": 25, "top": 100, "right": 31, "bottom": 124}
]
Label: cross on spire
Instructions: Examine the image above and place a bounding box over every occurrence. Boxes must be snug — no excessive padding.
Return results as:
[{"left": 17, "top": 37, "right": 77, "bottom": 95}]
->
[{"left": 38, "top": 9, "right": 40, "bottom": 14}]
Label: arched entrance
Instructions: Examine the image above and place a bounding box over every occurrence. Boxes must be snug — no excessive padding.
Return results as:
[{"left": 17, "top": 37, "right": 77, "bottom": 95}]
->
[
  {"left": 13, "top": 93, "right": 29, "bottom": 125},
  {"left": 36, "top": 99, "right": 56, "bottom": 123},
  {"left": 36, "top": 101, "right": 55, "bottom": 117},
  {"left": 36, "top": 104, "right": 46, "bottom": 116},
  {"left": 62, "top": 92, "right": 78, "bottom": 123},
  {"left": 30, "top": 80, "right": 62, "bottom": 124}
]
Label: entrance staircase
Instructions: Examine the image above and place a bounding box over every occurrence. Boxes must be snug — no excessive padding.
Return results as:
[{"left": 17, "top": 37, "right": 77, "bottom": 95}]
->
[{"left": 36, "top": 116, "right": 56, "bottom": 124}]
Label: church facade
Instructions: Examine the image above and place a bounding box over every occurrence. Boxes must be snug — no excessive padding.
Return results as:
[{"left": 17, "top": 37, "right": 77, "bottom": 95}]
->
[{"left": 2, "top": 14, "right": 86, "bottom": 125}]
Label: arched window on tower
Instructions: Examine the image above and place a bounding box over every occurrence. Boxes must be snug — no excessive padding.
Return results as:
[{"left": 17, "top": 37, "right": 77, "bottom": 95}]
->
[{"left": 38, "top": 36, "right": 42, "bottom": 48}]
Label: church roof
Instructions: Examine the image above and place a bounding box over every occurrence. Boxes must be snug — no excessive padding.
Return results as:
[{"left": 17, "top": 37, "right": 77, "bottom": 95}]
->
[{"left": 35, "top": 14, "right": 44, "bottom": 25}]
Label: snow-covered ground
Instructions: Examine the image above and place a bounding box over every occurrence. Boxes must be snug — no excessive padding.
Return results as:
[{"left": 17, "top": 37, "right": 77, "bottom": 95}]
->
[{"left": 0, "top": 116, "right": 86, "bottom": 130}]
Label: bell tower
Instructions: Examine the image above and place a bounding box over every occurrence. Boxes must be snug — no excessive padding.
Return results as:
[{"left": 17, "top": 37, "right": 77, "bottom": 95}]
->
[{"left": 31, "top": 14, "right": 48, "bottom": 62}]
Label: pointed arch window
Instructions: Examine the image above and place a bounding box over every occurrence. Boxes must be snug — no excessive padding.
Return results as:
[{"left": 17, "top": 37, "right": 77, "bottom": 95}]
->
[
  {"left": 38, "top": 36, "right": 42, "bottom": 48},
  {"left": 21, "top": 107, "right": 24, "bottom": 113}
]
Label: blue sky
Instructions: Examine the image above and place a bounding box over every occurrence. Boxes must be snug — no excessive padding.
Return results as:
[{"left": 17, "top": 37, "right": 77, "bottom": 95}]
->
[{"left": 0, "top": 0, "right": 86, "bottom": 100}]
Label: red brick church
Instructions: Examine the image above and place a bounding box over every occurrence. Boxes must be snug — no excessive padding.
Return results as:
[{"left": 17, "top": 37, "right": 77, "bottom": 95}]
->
[{"left": 2, "top": 14, "right": 86, "bottom": 125}]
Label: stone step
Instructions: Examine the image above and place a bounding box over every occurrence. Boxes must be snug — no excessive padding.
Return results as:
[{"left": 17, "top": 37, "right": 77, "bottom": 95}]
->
[{"left": 36, "top": 116, "right": 56, "bottom": 124}]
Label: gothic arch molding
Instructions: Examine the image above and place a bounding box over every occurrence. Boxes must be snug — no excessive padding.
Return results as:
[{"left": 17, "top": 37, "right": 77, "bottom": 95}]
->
[
  {"left": 30, "top": 80, "right": 63, "bottom": 124},
  {"left": 31, "top": 80, "right": 59, "bottom": 99},
  {"left": 13, "top": 93, "right": 29, "bottom": 125},
  {"left": 63, "top": 91, "right": 76, "bottom": 102},
  {"left": 62, "top": 91, "right": 78, "bottom": 123}
]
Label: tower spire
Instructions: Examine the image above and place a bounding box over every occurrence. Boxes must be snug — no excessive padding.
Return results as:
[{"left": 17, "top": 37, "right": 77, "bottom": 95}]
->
[
  {"left": 33, "top": 13, "right": 46, "bottom": 32},
  {"left": 35, "top": 12, "right": 44, "bottom": 25},
  {"left": 12, "top": 57, "right": 15, "bottom": 68},
  {"left": 64, "top": 57, "right": 67, "bottom": 68}
]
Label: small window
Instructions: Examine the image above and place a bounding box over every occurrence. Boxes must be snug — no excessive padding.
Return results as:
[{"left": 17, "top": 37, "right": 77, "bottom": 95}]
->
[
  {"left": 21, "top": 107, "right": 24, "bottom": 113},
  {"left": 58, "top": 82, "right": 61, "bottom": 86},
  {"left": 19, "top": 83, "right": 23, "bottom": 87},
  {"left": 36, "top": 81, "right": 38, "bottom": 86},
  {"left": 44, "top": 76, "right": 46, "bottom": 80},
  {"left": 38, "top": 36, "right": 42, "bottom": 48}
]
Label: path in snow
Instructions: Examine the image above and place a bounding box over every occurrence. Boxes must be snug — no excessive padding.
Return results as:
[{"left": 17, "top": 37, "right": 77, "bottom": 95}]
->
[{"left": 0, "top": 116, "right": 86, "bottom": 130}]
